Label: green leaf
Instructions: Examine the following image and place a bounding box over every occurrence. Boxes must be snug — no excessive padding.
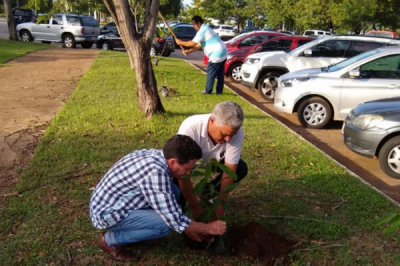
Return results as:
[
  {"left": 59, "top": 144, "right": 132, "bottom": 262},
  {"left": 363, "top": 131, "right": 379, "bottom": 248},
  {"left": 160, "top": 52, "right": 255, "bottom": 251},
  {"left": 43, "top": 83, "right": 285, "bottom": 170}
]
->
[
  {"left": 193, "top": 163, "right": 212, "bottom": 196},
  {"left": 213, "top": 161, "right": 238, "bottom": 181},
  {"left": 382, "top": 219, "right": 400, "bottom": 234},
  {"left": 201, "top": 198, "right": 221, "bottom": 223},
  {"left": 375, "top": 213, "right": 399, "bottom": 228}
]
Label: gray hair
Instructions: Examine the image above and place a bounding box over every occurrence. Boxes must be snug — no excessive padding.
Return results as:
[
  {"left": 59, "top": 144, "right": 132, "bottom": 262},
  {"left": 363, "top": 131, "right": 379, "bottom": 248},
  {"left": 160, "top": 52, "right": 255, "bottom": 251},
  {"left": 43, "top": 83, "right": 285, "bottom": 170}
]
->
[{"left": 211, "top": 101, "right": 244, "bottom": 129}]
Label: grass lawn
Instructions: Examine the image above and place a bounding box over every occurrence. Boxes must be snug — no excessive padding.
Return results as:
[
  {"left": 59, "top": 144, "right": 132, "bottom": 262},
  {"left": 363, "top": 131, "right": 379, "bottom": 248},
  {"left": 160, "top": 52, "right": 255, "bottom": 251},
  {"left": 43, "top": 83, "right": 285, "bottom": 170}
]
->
[
  {"left": 1, "top": 50, "right": 400, "bottom": 266},
  {"left": 0, "top": 39, "right": 52, "bottom": 65}
]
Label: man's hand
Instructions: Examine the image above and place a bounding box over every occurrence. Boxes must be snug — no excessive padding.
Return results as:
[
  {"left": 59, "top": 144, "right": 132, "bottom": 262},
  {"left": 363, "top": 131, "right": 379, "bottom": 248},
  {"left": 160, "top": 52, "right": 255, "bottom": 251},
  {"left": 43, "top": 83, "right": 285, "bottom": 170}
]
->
[
  {"left": 192, "top": 205, "right": 205, "bottom": 221},
  {"left": 182, "top": 49, "right": 190, "bottom": 56},
  {"left": 207, "top": 220, "right": 226, "bottom": 235},
  {"left": 185, "top": 231, "right": 205, "bottom": 242}
]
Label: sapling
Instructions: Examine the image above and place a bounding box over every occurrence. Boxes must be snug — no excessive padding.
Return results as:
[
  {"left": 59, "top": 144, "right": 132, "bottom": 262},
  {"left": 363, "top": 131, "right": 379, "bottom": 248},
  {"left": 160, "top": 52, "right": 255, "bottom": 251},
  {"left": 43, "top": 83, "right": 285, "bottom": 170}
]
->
[{"left": 188, "top": 158, "right": 239, "bottom": 254}]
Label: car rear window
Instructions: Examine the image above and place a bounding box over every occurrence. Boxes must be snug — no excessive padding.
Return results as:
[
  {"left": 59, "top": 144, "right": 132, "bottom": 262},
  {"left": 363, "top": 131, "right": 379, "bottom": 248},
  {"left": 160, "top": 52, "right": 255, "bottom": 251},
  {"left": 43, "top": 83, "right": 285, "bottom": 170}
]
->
[
  {"left": 81, "top": 17, "right": 99, "bottom": 27},
  {"left": 66, "top": 16, "right": 81, "bottom": 26},
  {"left": 13, "top": 9, "right": 33, "bottom": 16}
]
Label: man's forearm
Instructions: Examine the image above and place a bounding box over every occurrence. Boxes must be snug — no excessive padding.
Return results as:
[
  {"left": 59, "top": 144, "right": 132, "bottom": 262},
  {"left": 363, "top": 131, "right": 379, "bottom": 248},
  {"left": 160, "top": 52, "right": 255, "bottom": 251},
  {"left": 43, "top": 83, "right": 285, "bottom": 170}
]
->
[
  {"left": 185, "top": 44, "right": 202, "bottom": 55},
  {"left": 219, "top": 173, "right": 235, "bottom": 201},
  {"left": 178, "top": 178, "right": 202, "bottom": 209}
]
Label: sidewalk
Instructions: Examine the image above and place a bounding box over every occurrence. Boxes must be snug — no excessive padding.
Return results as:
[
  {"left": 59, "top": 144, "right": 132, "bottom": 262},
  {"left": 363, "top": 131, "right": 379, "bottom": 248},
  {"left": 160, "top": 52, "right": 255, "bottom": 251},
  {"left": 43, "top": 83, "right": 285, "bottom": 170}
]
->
[{"left": 0, "top": 48, "right": 99, "bottom": 194}]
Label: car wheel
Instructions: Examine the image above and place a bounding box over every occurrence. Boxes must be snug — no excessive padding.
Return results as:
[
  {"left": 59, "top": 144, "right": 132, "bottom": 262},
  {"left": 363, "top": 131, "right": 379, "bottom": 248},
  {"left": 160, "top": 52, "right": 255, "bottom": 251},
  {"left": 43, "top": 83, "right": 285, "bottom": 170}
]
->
[
  {"left": 257, "top": 72, "right": 281, "bottom": 101},
  {"left": 41, "top": 41, "right": 51, "bottom": 44},
  {"left": 20, "top": 30, "right": 33, "bottom": 42},
  {"left": 150, "top": 46, "right": 158, "bottom": 56},
  {"left": 62, "top": 34, "right": 76, "bottom": 48},
  {"left": 102, "top": 41, "right": 111, "bottom": 50},
  {"left": 379, "top": 136, "right": 400, "bottom": 179},
  {"left": 81, "top": 42, "right": 93, "bottom": 49},
  {"left": 228, "top": 63, "right": 243, "bottom": 83},
  {"left": 297, "top": 96, "right": 332, "bottom": 129}
]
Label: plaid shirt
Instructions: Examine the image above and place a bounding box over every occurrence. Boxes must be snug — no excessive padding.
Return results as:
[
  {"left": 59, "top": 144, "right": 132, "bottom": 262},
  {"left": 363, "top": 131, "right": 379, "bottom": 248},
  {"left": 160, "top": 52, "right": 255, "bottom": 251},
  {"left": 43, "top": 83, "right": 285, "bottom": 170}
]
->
[{"left": 89, "top": 149, "right": 191, "bottom": 233}]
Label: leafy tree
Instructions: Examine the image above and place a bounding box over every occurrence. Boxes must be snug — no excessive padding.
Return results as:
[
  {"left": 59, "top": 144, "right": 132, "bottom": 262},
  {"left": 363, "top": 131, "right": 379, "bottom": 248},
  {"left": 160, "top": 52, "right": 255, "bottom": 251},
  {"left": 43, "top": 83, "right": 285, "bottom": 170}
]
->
[
  {"left": 375, "top": 0, "right": 400, "bottom": 30},
  {"left": 328, "top": 0, "right": 377, "bottom": 34},
  {"left": 103, "top": 0, "right": 164, "bottom": 116}
]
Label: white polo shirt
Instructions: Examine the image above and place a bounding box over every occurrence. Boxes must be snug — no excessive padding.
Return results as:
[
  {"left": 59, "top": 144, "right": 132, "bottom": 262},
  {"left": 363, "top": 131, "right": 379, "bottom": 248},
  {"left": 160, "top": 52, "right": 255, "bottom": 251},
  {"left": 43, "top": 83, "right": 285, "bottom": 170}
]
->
[{"left": 177, "top": 114, "right": 244, "bottom": 164}]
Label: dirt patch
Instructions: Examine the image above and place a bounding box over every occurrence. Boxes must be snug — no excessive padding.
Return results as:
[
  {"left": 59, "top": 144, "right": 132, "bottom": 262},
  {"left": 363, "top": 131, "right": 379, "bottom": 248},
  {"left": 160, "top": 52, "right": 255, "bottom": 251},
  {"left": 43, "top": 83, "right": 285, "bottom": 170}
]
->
[
  {"left": 227, "top": 222, "right": 296, "bottom": 264},
  {"left": 0, "top": 48, "right": 99, "bottom": 198},
  {"left": 182, "top": 221, "right": 296, "bottom": 265}
]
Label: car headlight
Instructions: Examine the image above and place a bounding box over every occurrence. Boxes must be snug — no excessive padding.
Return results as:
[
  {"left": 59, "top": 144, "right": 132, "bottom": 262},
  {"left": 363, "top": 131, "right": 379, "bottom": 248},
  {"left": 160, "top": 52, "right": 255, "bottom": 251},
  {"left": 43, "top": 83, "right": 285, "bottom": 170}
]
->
[
  {"left": 349, "top": 114, "right": 384, "bottom": 129},
  {"left": 244, "top": 58, "right": 260, "bottom": 64},
  {"left": 280, "top": 78, "right": 310, "bottom": 87},
  {"left": 227, "top": 55, "right": 233, "bottom": 60}
]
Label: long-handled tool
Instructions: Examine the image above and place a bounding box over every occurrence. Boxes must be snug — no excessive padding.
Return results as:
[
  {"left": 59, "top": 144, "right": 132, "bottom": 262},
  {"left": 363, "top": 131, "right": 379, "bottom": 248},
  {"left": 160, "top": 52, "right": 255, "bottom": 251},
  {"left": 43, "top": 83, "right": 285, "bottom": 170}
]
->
[{"left": 158, "top": 12, "right": 185, "bottom": 53}]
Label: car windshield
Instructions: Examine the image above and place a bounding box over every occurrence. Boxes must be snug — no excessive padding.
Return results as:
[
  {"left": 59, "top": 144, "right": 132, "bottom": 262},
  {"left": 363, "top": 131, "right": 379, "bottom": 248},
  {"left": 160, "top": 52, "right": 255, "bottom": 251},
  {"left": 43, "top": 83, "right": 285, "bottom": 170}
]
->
[
  {"left": 328, "top": 49, "right": 381, "bottom": 72},
  {"left": 222, "top": 26, "right": 233, "bottom": 30},
  {"left": 225, "top": 33, "right": 249, "bottom": 44}
]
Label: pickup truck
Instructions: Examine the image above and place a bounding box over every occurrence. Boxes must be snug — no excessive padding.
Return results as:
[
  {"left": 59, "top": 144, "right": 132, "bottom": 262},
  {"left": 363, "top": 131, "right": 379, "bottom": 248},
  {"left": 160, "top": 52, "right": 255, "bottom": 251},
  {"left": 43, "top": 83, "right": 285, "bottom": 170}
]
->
[{"left": 16, "top": 14, "right": 100, "bottom": 48}]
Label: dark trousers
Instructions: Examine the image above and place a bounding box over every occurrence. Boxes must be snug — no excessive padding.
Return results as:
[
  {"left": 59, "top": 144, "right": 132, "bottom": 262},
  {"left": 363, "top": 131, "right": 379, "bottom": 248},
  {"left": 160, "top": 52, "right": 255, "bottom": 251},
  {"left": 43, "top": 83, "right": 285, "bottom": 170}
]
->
[
  {"left": 173, "top": 159, "right": 248, "bottom": 207},
  {"left": 206, "top": 59, "right": 226, "bottom": 94}
]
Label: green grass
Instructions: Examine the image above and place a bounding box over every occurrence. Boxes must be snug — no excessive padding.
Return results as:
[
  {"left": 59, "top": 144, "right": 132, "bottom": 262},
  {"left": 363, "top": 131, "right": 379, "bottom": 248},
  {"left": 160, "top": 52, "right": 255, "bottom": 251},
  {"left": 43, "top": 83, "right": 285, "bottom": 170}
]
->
[
  {"left": 0, "top": 39, "right": 52, "bottom": 65},
  {"left": 1, "top": 50, "right": 400, "bottom": 265}
]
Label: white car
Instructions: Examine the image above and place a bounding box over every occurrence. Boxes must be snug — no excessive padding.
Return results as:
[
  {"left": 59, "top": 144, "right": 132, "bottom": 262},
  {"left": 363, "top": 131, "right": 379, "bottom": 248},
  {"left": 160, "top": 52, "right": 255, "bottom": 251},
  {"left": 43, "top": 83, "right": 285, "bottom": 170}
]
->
[
  {"left": 303, "top": 30, "right": 332, "bottom": 37},
  {"left": 274, "top": 47, "right": 400, "bottom": 129},
  {"left": 241, "top": 35, "right": 400, "bottom": 101},
  {"left": 213, "top": 25, "right": 235, "bottom": 38}
]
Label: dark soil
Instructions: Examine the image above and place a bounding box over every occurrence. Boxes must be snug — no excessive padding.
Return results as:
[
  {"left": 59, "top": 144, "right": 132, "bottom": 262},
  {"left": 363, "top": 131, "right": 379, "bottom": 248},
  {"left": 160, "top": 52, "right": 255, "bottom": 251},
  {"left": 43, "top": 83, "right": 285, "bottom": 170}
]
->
[
  {"left": 186, "top": 221, "right": 296, "bottom": 265},
  {"left": 227, "top": 221, "right": 296, "bottom": 264}
]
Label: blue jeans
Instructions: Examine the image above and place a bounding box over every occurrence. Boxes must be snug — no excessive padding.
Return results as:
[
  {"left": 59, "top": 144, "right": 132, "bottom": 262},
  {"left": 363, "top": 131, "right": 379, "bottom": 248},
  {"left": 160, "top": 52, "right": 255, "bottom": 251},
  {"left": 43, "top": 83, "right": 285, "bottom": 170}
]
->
[
  {"left": 206, "top": 60, "right": 226, "bottom": 94},
  {"left": 104, "top": 183, "right": 181, "bottom": 246}
]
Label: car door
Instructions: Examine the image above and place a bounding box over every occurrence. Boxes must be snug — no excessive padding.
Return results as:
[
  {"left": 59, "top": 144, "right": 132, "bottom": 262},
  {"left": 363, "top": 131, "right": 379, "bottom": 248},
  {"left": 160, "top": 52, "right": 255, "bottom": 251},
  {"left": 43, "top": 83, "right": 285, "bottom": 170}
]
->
[
  {"left": 49, "top": 15, "right": 64, "bottom": 41},
  {"left": 294, "top": 39, "right": 350, "bottom": 71},
  {"left": 31, "top": 16, "right": 51, "bottom": 40},
  {"left": 339, "top": 54, "right": 400, "bottom": 118},
  {"left": 112, "top": 34, "right": 125, "bottom": 49}
]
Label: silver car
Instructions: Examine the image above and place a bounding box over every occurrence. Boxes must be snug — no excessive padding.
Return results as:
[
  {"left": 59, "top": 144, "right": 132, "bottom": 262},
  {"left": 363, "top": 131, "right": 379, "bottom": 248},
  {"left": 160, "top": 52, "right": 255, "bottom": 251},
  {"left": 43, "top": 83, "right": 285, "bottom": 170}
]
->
[
  {"left": 343, "top": 97, "right": 400, "bottom": 179},
  {"left": 274, "top": 47, "right": 400, "bottom": 129},
  {"left": 16, "top": 14, "right": 100, "bottom": 48}
]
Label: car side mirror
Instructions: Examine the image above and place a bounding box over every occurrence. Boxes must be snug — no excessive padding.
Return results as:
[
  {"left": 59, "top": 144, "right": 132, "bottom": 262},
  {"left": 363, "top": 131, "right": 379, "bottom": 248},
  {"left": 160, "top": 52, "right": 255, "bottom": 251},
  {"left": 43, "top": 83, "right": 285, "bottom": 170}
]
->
[
  {"left": 303, "top": 49, "right": 312, "bottom": 56},
  {"left": 349, "top": 68, "right": 360, "bottom": 78}
]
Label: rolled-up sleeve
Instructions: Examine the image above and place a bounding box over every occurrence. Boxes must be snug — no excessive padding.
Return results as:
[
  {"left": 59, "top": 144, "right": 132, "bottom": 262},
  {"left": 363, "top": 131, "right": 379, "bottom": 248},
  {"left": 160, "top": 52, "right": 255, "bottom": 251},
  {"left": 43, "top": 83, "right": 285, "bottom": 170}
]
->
[{"left": 139, "top": 168, "right": 191, "bottom": 233}]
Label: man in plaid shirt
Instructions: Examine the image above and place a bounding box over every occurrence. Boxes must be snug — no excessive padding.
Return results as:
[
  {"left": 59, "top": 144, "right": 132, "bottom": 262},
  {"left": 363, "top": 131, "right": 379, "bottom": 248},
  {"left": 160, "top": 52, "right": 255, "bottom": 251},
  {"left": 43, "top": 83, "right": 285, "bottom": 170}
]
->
[{"left": 90, "top": 135, "right": 226, "bottom": 262}]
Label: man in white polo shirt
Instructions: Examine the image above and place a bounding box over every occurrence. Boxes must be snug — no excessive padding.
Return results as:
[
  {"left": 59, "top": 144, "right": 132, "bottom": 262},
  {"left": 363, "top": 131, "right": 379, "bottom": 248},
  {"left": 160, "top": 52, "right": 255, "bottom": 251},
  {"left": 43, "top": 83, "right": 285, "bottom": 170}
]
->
[
  {"left": 175, "top": 16, "right": 228, "bottom": 94},
  {"left": 175, "top": 101, "right": 248, "bottom": 220}
]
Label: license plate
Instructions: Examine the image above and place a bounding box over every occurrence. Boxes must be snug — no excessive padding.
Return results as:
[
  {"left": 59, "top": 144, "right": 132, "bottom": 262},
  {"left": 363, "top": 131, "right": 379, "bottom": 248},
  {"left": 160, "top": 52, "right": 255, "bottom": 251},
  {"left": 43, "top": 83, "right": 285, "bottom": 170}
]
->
[{"left": 91, "top": 37, "right": 97, "bottom": 41}]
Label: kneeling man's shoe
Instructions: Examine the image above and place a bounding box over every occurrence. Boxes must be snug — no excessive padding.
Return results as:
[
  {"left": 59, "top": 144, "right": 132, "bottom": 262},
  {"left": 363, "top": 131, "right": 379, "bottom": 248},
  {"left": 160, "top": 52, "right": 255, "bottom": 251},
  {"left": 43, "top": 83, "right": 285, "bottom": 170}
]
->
[{"left": 98, "top": 235, "right": 137, "bottom": 262}]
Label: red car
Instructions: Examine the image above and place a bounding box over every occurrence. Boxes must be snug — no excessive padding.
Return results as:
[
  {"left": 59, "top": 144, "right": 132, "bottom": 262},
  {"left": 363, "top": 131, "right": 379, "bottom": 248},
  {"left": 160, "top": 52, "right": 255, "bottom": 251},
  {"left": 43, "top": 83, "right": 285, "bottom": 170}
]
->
[
  {"left": 366, "top": 30, "right": 400, "bottom": 39},
  {"left": 225, "top": 36, "right": 314, "bottom": 83},
  {"left": 204, "top": 31, "right": 289, "bottom": 65}
]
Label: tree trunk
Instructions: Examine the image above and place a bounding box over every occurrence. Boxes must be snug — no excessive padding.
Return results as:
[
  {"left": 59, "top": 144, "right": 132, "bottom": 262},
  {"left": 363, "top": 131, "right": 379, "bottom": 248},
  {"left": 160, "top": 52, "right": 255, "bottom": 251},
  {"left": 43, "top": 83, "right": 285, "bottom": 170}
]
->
[
  {"left": 3, "top": 0, "right": 18, "bottom": 40},
  {"left": 103, "top": 0, "right": 165, "bottom": 117}
]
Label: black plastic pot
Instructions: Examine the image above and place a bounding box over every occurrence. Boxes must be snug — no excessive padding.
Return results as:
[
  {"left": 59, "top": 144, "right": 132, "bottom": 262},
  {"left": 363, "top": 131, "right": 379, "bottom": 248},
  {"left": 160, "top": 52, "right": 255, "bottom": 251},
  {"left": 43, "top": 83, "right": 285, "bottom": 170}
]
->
[{"left": 208, "top": 232, "right": 231, "bottom": 255}]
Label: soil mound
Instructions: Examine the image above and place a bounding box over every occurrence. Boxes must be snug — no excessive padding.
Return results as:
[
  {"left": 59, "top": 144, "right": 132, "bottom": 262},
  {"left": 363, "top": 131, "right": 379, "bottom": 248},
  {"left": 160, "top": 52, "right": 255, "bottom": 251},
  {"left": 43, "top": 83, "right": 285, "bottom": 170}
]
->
[{"left": 227, "top": 221, "right": 296, "bottom": 265}]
